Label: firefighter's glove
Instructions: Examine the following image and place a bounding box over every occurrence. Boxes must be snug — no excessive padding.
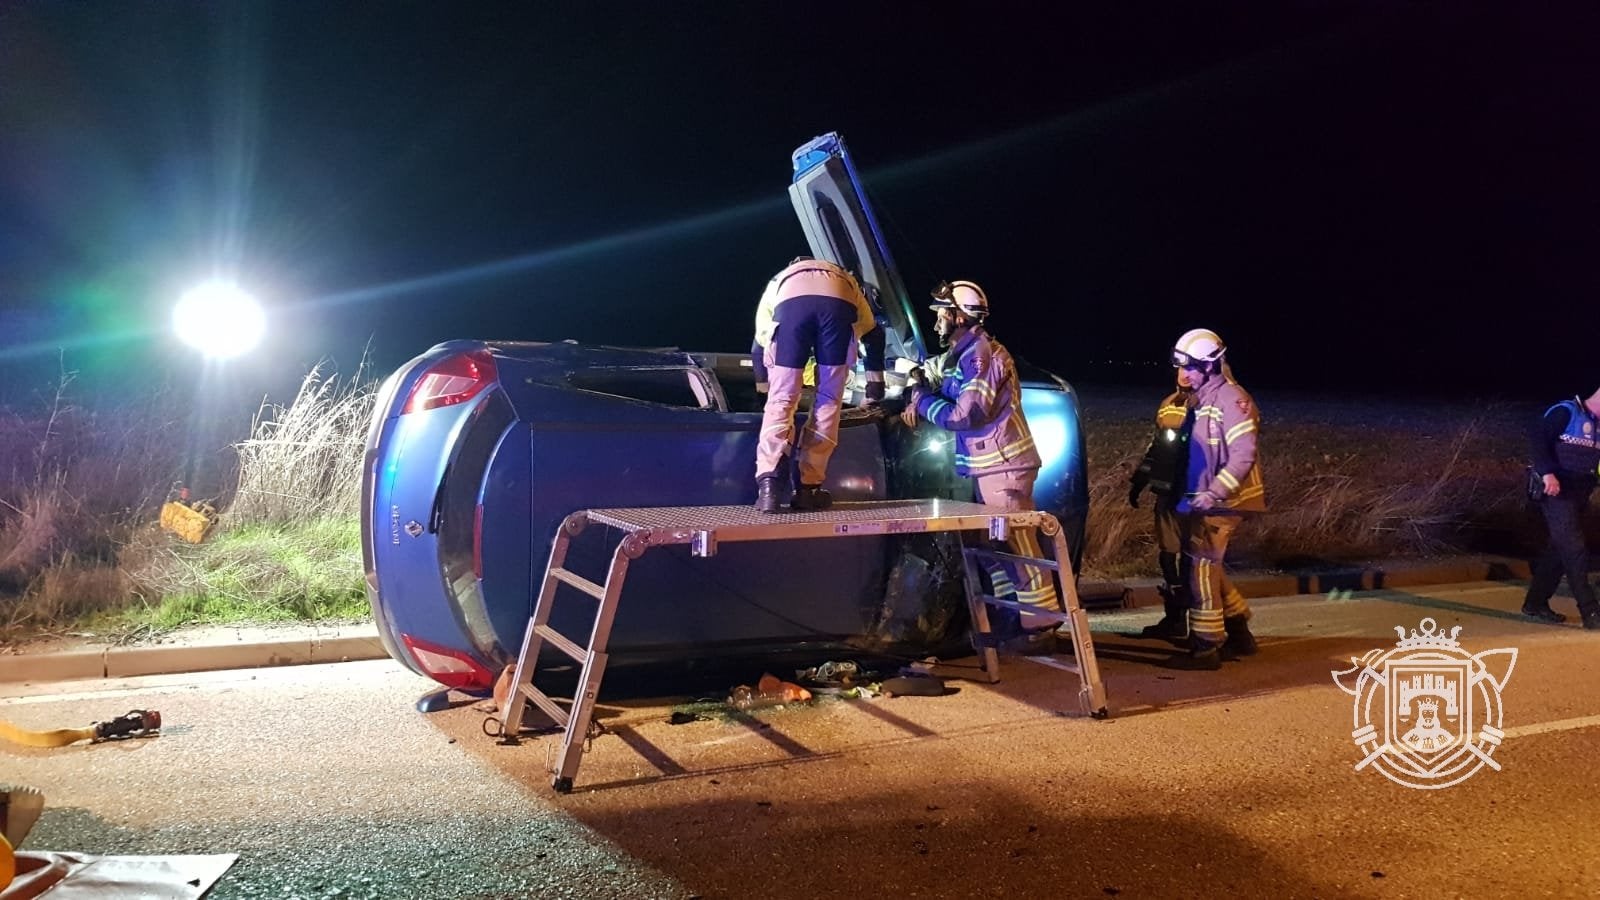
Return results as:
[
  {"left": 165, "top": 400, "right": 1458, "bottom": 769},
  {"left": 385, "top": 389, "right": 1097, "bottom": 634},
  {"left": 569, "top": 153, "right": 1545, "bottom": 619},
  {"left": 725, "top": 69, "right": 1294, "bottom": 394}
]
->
[
  {"left": 1128, "top": 479, "right": 1145, "bottom": 509},
  {"left": 899, "top": 398, "right": 921, "bottom": 429},
  {"left": 864, "top": 380, "right": 886, "bottom": 404},
  {"left": 1181, "top": 491, "right": 1219, "bottom": 514}
]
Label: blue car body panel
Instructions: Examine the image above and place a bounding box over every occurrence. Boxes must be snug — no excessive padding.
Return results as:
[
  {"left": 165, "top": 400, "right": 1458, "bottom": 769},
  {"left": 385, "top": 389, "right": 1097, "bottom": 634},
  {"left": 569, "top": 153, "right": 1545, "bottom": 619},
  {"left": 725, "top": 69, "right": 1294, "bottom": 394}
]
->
[{"left": 360, "top": 134, "right": 1088, "bottom": 690}]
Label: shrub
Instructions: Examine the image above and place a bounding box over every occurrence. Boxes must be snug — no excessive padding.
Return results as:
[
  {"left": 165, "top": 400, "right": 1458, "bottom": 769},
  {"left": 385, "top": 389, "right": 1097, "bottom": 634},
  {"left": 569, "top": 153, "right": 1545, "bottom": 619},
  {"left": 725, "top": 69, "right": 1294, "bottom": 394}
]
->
[
  {"left": 229, "top": 362, "right": 375, "bottom": 525},
  {"left": 120, "top": 361, "right": 376, "bottom": 629}
]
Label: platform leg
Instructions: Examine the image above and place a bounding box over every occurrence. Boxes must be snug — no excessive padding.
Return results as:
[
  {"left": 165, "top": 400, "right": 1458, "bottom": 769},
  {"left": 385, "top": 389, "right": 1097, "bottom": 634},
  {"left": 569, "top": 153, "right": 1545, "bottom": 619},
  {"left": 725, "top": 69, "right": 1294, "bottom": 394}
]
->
[
  {"left": 1050, "top": 526, "right": 1108, "bottom": 717},
  {"left": 958, "top": 533, "right": 1001, "bottom": 683}
]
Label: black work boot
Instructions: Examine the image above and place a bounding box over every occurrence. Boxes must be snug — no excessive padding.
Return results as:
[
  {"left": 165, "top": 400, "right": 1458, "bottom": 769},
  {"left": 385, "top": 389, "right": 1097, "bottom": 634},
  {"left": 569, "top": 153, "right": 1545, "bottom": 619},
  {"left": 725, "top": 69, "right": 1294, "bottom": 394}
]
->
[
  {"left": 1521, "top": 601, "right": 1567, "bottom": 624},
  {"left": 792, "top": 484, "right": 833, "bottom": 511},
  {"left": 1162, "top": 640, "right": 1222, "bottom": 671},
  {"left": 1220, "top": 615, "right": 1258, "bottom": 659},
  {"left": 1140, "top": 584, "right": 1190, "bottom": 646},
  {"left": 755, "top": 475, "right": 782, "bottom": 514}
]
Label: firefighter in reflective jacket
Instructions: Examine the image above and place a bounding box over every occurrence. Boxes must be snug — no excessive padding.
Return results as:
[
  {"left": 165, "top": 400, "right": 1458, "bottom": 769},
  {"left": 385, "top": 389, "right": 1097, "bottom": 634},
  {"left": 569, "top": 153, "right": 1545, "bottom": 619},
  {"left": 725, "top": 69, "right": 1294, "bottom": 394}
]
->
[
  {"left": 904, "top": 280, "right": 1059, "bottom": 642},
  {"left": 1166, "top": 328, "right": 1266, "bottom": 670},
  {"left": 752, "top": 256, "right": 886, "bottom": 513},
  {"left": 1129, "top": 371, "right": 1196, "bottom": 643}
]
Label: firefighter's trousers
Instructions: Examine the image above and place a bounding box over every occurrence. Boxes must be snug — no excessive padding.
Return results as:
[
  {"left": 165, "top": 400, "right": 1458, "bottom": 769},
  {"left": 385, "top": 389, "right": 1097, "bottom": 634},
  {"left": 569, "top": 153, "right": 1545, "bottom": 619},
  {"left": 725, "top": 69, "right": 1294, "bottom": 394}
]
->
[
  {"left": 1186, "top": 513, "right": 1251, "bottom": 649},
  {"left": 756, "top": 362, "right": 850, "bottom": 486},
  {"left": 755, "top": 297, "right": 858, "bottom": 486},
  {"left": 975, "top": 468, "right": 1059, "bottom": 629}
]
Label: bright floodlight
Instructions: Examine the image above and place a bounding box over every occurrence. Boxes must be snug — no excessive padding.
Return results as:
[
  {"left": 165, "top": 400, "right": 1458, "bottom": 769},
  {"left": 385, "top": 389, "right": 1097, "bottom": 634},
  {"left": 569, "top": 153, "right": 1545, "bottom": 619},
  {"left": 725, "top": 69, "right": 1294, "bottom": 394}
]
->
[{"left": 173, "top": 281, "right": 265, "bottom": 358}]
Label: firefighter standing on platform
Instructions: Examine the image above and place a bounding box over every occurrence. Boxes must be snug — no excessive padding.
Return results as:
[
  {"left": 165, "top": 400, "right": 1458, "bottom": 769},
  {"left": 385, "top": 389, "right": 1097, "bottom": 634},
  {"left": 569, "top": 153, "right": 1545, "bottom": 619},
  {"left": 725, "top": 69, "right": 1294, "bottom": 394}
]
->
[
  {"left": 752, "top": 256, "right": 886, "bottom": 514},
  {"left": 903, "top": 279, "right": 1059, "bottom": 649},
  {"left": 1165, "top": 328, "right": 1266, "bottom": 670},
  {"left": 1129, "top": 370, "right": 1197, "bottom": 644}
]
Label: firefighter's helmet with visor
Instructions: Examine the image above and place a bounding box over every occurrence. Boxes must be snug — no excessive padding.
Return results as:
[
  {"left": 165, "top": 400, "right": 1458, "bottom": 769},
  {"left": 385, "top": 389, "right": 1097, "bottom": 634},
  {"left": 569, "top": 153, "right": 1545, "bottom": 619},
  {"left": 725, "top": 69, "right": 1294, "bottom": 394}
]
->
[
  {"left": 1171, "top": 328, "right": 1226, "bottom": 369},
  {"left": 929, "top": 280, "right": 989, "bottom": 320}
]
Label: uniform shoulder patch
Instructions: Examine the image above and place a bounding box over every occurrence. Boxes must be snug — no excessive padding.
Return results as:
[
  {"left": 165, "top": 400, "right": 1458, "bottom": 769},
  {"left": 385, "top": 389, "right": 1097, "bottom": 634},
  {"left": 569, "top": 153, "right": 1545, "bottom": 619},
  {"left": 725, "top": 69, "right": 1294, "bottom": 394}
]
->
[
  {"left": 966, "top": 341, "right": 994, "bottom": 377},
  {"left": 1232, "top": 389, "right": 1257, "bottom": 418}
]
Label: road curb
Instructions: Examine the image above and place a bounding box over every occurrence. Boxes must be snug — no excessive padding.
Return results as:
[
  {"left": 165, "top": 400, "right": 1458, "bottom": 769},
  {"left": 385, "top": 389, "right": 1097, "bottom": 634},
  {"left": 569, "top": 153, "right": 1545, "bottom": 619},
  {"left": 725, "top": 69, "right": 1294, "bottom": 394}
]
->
[{"left": 0, "top": 628, "right": 388, "bottom": 685}]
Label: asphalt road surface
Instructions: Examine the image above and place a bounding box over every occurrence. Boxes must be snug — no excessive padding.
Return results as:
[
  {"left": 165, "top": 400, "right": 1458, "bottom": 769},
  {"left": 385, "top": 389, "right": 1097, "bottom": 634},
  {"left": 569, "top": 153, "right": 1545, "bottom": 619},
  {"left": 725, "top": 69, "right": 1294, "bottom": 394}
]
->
[{"left": 5, "top": 580, "right": 1600, "bottom": 899}]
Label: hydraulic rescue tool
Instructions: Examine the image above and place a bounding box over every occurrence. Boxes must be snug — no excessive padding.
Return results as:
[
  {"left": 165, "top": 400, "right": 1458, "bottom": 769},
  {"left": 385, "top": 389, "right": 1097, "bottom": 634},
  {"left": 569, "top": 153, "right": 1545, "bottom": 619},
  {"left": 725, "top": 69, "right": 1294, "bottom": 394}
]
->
[{"left": 0, "top": 709, "right": 161, "bottom": 749}]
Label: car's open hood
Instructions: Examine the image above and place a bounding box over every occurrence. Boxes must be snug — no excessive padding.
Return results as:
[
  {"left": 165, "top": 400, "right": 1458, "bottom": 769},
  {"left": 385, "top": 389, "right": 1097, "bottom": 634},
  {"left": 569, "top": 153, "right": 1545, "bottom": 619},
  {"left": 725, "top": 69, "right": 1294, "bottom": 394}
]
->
[{"left": 788, "top": 132, "right": 927, "bottom": 364}]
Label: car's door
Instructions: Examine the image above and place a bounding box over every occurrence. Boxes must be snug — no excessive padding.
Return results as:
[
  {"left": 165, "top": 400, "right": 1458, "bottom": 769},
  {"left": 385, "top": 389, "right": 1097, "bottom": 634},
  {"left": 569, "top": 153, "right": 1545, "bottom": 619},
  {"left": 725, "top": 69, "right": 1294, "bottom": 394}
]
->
[{"left": 788, "top": 132, "right": 926, "bottom": 368}]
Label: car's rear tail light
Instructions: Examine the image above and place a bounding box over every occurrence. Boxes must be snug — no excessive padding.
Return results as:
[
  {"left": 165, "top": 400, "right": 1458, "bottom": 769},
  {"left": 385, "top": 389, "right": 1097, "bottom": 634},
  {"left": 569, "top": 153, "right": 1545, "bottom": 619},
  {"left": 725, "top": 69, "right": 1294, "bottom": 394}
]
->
[
  {"left": 401, "top": 350, "right": 497, "bottom": 414},
  {"left": 401, "top": 634, "right": 495, "bottom": 691}
]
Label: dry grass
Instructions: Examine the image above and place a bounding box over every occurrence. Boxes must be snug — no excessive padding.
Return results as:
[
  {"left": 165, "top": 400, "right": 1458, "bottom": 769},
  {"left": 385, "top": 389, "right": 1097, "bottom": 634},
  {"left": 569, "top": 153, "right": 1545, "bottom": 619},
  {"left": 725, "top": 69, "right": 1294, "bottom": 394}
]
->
[
  {"left": 0, "top": 359, "right": 376, "bottom": 642},
  {"left": 117, "top": 362, "right": 376, "bottom": 633},
  {"left": 229, "top": 362, "right": 374, "bottom": 525},
  {"left": 0, "top": 365, "right": 198, "bottom": 641}
]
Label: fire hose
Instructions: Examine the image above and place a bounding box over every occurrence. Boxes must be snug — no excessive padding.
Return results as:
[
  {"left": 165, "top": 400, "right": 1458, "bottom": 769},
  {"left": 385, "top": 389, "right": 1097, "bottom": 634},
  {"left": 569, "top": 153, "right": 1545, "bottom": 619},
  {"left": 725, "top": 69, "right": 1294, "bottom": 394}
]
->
[{"left": 0, "top": 710, "right": 161, "bottom": 749}]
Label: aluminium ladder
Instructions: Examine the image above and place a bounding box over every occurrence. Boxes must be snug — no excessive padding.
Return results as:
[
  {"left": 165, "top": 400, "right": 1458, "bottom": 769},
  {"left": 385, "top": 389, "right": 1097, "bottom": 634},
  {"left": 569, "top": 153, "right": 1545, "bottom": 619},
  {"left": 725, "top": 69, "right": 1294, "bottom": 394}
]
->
[{"left": 497, "top": 498, "right": 1108, "bottom": 793}]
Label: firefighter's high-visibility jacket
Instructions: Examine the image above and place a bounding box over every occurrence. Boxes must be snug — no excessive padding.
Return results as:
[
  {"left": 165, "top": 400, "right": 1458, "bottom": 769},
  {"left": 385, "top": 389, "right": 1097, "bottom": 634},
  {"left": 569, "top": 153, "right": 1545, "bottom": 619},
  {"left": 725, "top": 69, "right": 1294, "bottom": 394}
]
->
[
  {"left": 1135, "top": 386, "right": 1195, "bottom": 496},
  {"left": 913, "top": 326, "right": 1039, "bottom": 477},
  {"left": 750, "top": 259, "right": 886, "bottom": 384},
  {"left": 1184, "top": 374, "right": 1266, "bottom": 512}
]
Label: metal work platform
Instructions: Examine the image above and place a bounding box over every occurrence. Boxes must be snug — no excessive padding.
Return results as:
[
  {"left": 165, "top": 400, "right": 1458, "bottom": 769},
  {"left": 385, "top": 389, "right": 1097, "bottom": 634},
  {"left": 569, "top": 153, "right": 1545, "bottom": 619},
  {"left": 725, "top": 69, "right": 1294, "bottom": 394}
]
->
[{"left": 497, "top": 499, "right": 1108, "bottom": 793}]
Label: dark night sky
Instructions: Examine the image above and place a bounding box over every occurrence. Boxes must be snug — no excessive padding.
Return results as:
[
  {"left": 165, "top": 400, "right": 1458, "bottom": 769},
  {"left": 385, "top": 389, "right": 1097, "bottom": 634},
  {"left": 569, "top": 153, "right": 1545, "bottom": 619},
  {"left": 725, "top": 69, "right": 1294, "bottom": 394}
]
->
[{"left": 1, "top": 1, "right": 1597, "bottom": 405}]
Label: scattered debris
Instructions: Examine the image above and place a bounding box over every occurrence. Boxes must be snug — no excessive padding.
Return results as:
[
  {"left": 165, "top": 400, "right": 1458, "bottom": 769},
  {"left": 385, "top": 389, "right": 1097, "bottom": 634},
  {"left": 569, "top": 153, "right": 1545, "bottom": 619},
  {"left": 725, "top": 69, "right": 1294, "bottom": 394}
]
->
[
  {"left": 727, "top": 673, "right": 813, "bottom": 710},
  {"left": 795, "top": 660, "right": 860, "bottom": 688}
]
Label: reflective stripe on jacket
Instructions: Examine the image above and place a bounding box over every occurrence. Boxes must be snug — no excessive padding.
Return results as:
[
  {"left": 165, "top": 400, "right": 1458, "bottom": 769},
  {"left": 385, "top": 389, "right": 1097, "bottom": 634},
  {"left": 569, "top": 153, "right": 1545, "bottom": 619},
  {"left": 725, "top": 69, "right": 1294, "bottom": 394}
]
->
[
  {"left": 1185, "top": 377, "right": 1265, "bottom": 511},
  {"left": 915, "top": 327, "right": 1040, "bottom": 477}
]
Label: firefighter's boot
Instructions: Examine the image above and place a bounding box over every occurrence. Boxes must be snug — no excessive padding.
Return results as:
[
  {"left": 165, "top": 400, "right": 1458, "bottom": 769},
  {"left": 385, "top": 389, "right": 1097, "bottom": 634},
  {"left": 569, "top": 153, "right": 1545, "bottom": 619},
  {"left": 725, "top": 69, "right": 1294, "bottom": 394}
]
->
[
  {"left": 1139, "top": 584, "right": 1190, "bottom": 646},
  {"left": 755, "top": 475, "right": 782, "bottom": 515},
  {"left": 1162, "top": 638, "right": 1222, "bottom": 671},
  {"left": 1582, "top": 606, "right": 1600, "bottom": 631},
  {"left": 792, "top": 484, "right": 833, "bottom": 511},
  {"left": 1220, "top": 615, "right": 1258, "bottom": 659}
]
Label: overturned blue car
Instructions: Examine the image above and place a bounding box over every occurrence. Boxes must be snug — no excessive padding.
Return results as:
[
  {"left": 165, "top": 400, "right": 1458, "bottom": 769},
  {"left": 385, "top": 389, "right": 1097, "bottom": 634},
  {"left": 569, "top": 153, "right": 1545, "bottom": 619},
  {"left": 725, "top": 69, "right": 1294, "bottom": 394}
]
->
[{"left": 359, "top": 133, "right": 1089, "bottom": 693}]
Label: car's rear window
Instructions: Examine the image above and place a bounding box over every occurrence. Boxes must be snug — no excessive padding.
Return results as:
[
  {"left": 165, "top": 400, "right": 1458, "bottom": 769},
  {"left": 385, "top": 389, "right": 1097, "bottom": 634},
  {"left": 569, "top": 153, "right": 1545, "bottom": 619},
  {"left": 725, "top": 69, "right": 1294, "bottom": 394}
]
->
[
  {"left": 439, "top": 390, "right": 514, "bottom": 656},
  {"left": 565, "top": 368, "right": 712, "bottom": 408}
]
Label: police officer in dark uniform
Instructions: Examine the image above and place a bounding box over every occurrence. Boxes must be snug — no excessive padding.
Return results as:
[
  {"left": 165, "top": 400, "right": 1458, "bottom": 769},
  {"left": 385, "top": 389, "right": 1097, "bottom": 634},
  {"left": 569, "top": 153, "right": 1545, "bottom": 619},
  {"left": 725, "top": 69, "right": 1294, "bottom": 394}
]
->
[{"left": 1523, "top": 387, "right": 1600, "bottom": 629}]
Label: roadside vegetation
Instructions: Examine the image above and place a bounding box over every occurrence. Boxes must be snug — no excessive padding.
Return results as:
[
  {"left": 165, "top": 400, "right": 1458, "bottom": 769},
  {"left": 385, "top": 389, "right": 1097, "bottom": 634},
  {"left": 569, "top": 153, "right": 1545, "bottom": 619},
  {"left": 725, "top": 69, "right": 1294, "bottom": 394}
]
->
[
  {"left": 0, "top": 362, "right": 1543, "bottom": 646},
  {"left": 0, "top": 363, "right": 373, "bottom": 646}
]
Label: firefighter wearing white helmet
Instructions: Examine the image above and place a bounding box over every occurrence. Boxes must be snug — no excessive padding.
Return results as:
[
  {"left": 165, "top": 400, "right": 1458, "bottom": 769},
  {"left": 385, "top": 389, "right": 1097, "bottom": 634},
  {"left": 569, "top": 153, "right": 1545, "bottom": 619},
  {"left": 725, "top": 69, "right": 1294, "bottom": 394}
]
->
[
  {"left": 904, "top": 280, "right": 1060, "bottom": 650},
  {"left": 1162, "top": 327, "right": 1267, "bottom": 670}
]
